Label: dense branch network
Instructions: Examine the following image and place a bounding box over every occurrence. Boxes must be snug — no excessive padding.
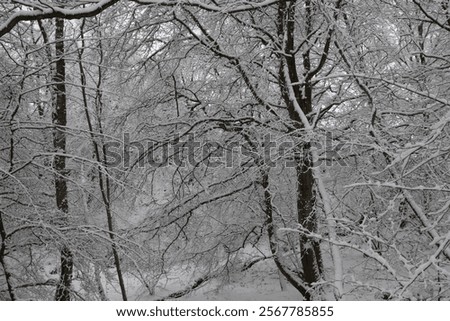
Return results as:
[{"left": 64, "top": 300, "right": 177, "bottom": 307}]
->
[{"left": 0, "top": 0, "right": 278, "bottom": 37}]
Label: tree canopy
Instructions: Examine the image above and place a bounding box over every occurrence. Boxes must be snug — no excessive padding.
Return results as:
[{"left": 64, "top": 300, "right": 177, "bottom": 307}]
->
[{"left": 1, "top": 0, "right": 450, "bottom": 301}]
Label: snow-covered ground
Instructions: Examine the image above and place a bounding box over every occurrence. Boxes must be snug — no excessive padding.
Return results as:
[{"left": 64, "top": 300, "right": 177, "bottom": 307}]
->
[{"left": 103, "top": 258, "right": 302, "bottom": 301}]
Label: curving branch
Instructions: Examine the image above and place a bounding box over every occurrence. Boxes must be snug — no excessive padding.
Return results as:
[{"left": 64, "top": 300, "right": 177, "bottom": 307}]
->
[
  {"left": 0, "top": 0, "right": 278, "bottom": 38},
  {"left": 158, "top": 256, "right": 270, "bottom": 300},
  {"left": 0, "top": 0, "right": 121, "bottom": 37},
  {"left": 412, "top": 0, "right": 450, "bottom": 32}
]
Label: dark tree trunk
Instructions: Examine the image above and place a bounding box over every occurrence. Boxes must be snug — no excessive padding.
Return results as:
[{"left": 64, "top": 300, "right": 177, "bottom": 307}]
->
[
  {"left": 277, "top": 0, "right": 323, "bottom": 294},
  {"left": 261, "top": 169, "right": 311, "bottom": 300},
  {"left": 0, "top": 211, "right": 16, "bottom": 300},
  {"left": 53, "top": 17, "right": 73, "bottom": 301},
  {"left": 296, "top": 153, "right": 323, "bottom": 285}
]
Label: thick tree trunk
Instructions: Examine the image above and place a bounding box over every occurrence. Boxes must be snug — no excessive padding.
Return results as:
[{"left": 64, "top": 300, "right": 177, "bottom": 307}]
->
[
  {"left": 277, "top": 0, "right": 323, "bottom": 294},
  {"left": 296, "top": 152, "right": 323, "bottom": 286},
  {"left": 53, "top": 17, "right": 73, "bottom": 301}
]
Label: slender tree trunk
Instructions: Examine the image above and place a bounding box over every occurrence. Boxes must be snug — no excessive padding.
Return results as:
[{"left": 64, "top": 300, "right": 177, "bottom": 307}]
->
[
  {"left": 53, "top": 17, "right": 73, "bottom": 301},
  {"left": 95, "top": 44, "right": 128, "bottom": 301},
  {"left": 76, "top": 21, "right": 127, "bottom": 300},
  {"left": 0, "top": 211, "right": 16, "bottom": 300},
  {"left": 261, "top": 168, "right": 311, "bottom": 300}
]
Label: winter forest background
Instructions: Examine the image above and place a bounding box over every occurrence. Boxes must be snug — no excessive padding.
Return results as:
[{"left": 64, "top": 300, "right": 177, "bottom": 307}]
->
[{"left": 1, "top": 0, "right": 450, "bottom": 301}]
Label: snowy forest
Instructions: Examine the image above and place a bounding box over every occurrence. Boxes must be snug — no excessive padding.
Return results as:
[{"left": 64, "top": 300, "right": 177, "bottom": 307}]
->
[{"left": 1, "top": 0, "right": 450, "bottom": 301}]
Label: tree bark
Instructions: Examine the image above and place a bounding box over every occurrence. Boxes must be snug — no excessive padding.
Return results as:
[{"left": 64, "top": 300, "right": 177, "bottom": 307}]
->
[
  {"left": 0, "top": 211, "right": 16, "bottom": 300},
  {"left": 53, "top": 17, "right": 73, "bottom": 301},
  {"left": 277, "top": 0, "right": 323, "bottom": 292}
]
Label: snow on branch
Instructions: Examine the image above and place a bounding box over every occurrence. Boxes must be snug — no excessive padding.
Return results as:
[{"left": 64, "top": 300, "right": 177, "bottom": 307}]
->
[
  {"left": 0, "top": 0, "right": 121, "bottom": 37},
  {"left": 0, "top": 0, "right": 278, "bottom": 38},
  {"left": 131, "top": 0, "right": 277, "bottom": 14}
]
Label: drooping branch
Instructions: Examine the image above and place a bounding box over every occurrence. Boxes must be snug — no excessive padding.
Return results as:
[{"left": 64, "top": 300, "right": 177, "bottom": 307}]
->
[{"left": 158, "top": 256, "right": 270, "bottom": 300}]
